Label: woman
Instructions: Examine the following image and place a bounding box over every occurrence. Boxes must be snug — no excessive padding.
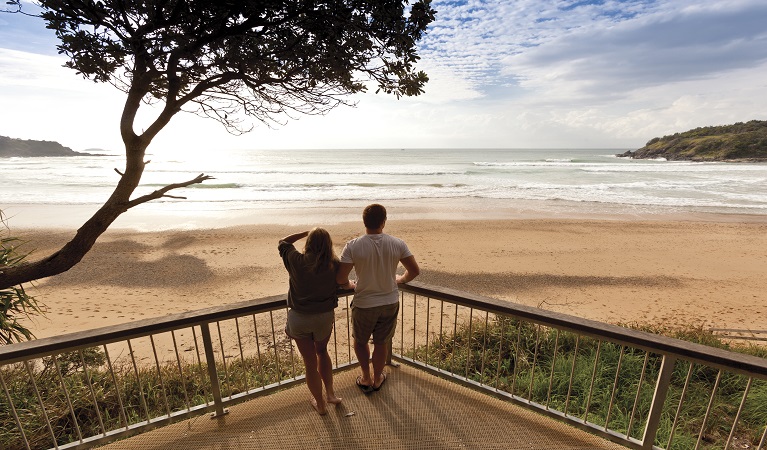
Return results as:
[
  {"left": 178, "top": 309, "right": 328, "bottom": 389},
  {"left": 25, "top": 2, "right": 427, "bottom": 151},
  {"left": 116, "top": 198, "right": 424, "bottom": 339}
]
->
[{"left": 278, "top": 228, "right": 351, "bottom": 415}]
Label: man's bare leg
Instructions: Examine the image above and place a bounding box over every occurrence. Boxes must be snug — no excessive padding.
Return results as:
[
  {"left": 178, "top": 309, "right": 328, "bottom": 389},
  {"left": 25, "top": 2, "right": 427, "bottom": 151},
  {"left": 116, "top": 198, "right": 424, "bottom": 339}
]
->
[
  {"left": 354, "top": 339, "right": 374, "bottom": 386},
  {"left": 371, "top": 342, "right": 388, "bottom": 389}
]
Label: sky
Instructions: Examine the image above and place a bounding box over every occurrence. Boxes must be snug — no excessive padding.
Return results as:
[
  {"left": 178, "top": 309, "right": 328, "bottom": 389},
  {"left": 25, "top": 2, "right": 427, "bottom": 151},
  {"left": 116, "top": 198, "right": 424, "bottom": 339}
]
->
[{"left": 1, "top": 0, "right": 766, "bottom": 153}]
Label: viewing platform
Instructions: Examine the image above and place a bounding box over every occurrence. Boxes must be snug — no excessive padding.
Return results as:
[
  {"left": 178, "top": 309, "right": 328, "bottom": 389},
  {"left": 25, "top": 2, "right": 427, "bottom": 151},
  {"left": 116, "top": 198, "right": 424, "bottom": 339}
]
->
[
  {"left": 2, "top": 282, "right": 766, "bottom": 450},
  {"left": 100, "top": 363, "right": 627, "bottom": 450}
]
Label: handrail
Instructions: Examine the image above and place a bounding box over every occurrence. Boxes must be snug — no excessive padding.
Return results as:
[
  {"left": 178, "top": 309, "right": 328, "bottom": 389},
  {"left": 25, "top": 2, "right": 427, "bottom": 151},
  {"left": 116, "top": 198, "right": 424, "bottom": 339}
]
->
[
  {"left": 1, "top": 289, "right": 357, "bottom": 450},
  {"left": 401, "top": 282, "right": 767, "bottom": 378},
  {"left": 0, "top": 289, "right": 355, "bottom": 366},
  {"left": 0, "top": 294, "right": 287, "bottom": 365},
  {"left": 4, "top": 282, "right": 765, "bottom": 376},
  {"left": 397, "top": 282, "right": 767, "bottom": 450}
]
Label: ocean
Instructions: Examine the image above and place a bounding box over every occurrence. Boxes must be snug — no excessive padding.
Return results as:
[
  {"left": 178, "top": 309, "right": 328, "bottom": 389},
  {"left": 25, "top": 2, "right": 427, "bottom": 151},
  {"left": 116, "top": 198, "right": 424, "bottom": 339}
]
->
[{"left": 2, "top": 148, "right": 767, "bottom": 229}]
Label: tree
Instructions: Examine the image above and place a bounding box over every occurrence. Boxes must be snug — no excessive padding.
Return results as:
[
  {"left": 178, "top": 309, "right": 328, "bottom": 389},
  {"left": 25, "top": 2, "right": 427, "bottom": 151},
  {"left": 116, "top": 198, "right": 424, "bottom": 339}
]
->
[{"left": 0, "top": 0, "right": 436, "bottom": 290}]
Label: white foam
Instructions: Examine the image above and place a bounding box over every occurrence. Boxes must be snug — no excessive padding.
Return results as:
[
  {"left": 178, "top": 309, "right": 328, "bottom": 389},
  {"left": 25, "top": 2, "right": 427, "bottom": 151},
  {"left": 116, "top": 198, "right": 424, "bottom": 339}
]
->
[{"left": 2, "top": 148, "right": 766, "bottom": 224}]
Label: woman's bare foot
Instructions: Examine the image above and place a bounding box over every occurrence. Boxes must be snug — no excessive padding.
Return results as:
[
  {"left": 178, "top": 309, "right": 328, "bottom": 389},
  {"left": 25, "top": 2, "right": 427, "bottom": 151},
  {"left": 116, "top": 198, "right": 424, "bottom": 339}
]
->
[
  {"left": 310, "top": 397, "right": 327, "bottom": 415},
  {"left": 326, "top": 394, "right": 342, "bottom": 405}
]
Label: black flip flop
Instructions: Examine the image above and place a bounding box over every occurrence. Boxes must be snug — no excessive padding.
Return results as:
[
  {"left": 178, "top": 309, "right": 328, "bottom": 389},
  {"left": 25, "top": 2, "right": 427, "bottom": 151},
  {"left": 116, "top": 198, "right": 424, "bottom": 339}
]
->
[
  {"left": 356, "top": 376, "right": 373, "bottom": 394},
  {"left": 372, "top": 373, "right": 387, "bottom": 391}
]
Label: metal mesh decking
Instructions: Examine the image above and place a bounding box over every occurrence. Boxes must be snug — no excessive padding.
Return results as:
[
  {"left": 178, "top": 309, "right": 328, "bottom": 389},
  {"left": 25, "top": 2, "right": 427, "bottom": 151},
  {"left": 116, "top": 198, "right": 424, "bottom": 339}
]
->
[{"left": 100, "top": 363, "right": 628, "bottom": 450}]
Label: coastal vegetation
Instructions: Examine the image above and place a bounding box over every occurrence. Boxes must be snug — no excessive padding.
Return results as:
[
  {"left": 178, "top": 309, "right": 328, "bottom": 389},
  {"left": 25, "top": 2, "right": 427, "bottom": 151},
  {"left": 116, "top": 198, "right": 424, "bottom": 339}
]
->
[
  {"left": 0, "top": 212, "right": 45, "bottom": 344},
  {"left": 0, "top": 347, "right": 290, "bottom": 449},
  {"left": 409, "top": 320, "right": 767, "bottom": 450},
  {"left": 2, "top": 324, "right": 764, "bottom": 449},
  {"left": 0, "top": 135, "right": 96, "bottom": 157},
  {"left": 619, "top": 120, "right": 767, "bottom": 161},
  {"left": 0, "top": 0, "right": 436, "bottom": 292}
]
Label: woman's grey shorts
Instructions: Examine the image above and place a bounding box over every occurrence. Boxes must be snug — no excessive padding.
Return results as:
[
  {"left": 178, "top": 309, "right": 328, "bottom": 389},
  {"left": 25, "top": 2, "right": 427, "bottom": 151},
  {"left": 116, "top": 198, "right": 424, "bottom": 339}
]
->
[{"left": 285, "top": 309, "right": 335, "bottom": 342}]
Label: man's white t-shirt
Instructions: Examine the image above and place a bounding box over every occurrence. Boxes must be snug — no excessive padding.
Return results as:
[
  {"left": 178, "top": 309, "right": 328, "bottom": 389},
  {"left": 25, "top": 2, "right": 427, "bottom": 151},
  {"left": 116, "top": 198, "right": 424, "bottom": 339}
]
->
[{"left": 339, "top": 233, "right": 413, "bottom": 308}]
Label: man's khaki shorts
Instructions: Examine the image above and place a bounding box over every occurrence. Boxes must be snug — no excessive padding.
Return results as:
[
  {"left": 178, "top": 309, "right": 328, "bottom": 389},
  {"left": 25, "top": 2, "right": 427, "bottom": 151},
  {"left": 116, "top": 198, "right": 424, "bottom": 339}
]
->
[{"left": 351, "top": 302, "right": 400, "bottom": 345}]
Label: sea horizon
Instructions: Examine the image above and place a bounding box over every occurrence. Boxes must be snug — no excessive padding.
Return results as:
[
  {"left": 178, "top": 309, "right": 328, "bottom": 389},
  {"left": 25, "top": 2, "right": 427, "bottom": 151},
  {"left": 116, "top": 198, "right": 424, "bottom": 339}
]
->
[{"left": 2, "top": 147, "right": 767, "bottom": 230}]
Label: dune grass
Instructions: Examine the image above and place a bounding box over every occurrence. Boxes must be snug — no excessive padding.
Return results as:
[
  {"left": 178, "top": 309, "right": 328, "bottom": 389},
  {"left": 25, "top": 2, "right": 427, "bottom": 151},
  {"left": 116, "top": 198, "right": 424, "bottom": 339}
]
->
[
  {"left": 406, "top": 317, "right": 767, "bottom": 449},
  {"left": 2, "top": 320, "right": 765, "bottom": 450},
  {"left": 0, "top": 346, "right": 291, "bottom": 450}
]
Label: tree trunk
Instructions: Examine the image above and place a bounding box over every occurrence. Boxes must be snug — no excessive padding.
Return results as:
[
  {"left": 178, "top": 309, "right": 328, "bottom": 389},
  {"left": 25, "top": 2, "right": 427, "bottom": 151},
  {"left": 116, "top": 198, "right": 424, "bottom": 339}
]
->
[{"left": 0, "top": 141, "right": 147, "bottom": 289}]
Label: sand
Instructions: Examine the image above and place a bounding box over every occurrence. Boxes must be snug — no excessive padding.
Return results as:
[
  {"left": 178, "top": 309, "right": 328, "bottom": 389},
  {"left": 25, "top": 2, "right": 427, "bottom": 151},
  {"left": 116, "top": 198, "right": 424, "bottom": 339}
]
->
[{"left": 13, "top": 217, "right": 767, "bottom": 342}]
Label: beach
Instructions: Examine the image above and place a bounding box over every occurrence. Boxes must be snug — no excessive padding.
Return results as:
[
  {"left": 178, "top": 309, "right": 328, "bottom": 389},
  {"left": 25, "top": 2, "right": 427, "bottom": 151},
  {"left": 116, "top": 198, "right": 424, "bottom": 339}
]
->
[
  {"left": 5, "top": 147, "right": 767, "bottom": 342},
  {"left": 17, "top": 214, "right": 767, "bottom": 340}
]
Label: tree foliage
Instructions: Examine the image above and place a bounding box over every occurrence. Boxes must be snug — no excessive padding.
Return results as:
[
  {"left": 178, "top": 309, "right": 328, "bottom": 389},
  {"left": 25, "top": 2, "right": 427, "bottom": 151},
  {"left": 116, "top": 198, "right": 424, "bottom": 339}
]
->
[
  {"left": 0, "top": 0, "right": 436, "bottom": 291},
  {"left": 39, "top": 0, "right": 434, "bottom": 132}
]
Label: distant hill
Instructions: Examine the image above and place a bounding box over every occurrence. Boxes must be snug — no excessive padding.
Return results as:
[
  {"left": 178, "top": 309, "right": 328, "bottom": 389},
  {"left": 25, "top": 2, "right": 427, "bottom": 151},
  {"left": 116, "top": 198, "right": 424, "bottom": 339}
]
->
[
  {"left": 618, "top": 120, "right": 767, "bottom": 162},
  {"left": 0, "top": 135, "right": 100, "bottom": 157}
]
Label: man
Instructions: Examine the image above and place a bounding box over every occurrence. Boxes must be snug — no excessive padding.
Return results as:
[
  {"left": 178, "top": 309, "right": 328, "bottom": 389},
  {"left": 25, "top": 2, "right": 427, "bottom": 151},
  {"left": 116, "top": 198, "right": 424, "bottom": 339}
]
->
[{"left": 337, "top": 203, "right": 420, "bottom": 392}]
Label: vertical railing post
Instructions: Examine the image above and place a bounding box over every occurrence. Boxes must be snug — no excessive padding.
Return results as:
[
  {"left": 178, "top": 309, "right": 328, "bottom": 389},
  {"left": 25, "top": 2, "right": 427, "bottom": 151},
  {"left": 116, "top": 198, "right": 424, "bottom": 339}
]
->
[
  {"left": 1, "top": 369, "right": 31, "bottom": 450},
  {"left": 386, "top": 291, "right": 404, "bottom": 367},
  {"left": 642, "top": 354, "right": 677, "bottom": 449},
  {"left": 200, "top": 323, "right": 229, "bottom": 418},
  {"left": 386, "top": 330, "right": 399, "bottom": 367}
]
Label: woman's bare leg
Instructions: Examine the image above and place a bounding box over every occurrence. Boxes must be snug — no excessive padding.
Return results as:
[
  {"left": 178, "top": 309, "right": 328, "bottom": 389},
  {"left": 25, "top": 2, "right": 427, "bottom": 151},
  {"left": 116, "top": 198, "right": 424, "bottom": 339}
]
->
[
  {"left": 294, "top": 337, "right": 327, "bottom": 415},
  {"left": 315, "top": 335, "right": 342, "bottom": 404}
]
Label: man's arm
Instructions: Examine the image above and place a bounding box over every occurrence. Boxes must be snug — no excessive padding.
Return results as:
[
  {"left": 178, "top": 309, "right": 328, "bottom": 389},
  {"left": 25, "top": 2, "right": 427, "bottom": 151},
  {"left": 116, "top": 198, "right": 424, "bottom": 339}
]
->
[
  {"left": 336, "top": 262, "right": 356, "bottom": 289},
  {"left": 396, "top": 255, "right": 420, "bottom": 284}
]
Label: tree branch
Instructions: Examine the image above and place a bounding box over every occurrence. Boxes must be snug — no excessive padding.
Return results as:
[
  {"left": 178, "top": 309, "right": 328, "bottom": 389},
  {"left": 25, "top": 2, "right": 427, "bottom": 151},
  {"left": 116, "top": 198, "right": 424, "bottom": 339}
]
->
[
  {"left": 1, "top": 0, "right": 36, "bottom": 16},
  {"left": 1, "top": 0, "right": 435, "bottom": 293},
  {"left": 125, "top": 173, "right": 214, "bottom": 208}
]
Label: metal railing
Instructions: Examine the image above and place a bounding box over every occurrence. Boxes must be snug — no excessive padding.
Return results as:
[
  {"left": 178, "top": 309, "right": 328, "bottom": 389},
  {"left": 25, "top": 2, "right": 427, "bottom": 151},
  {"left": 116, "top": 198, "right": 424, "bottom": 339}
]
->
[
  {"left": 1, "top": 282, "right": 766, "bottom": 450},
  {"left": 397, "top": 282, "right": 767, "bottom": 450},
  {"left": 0, "top": 293, "right": 358, "bottom": 450}
]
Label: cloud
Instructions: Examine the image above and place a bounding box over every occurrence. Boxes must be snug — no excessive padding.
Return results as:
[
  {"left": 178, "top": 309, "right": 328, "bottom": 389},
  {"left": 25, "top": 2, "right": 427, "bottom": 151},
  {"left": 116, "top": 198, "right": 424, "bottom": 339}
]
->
[
  {"left": 502, "top": 1, "right": 767, "bottom": 97},
  {"left": 0, "top": 49, "right": 83, "bottom": 91},
  {"left": 421, "top": 0, "right": 665, "bottom": 91},
  {"left": 2, "top": 0, "right": 766, "bottom": 150},
  {"left": 0, "top": 48, "right": 126, "bottom": 150},
  {"left": 421, "top": 1, "right": 767, "bottom": 100},
  {"left": 406, "top": 0, "right": 767, "bottom": 147}
]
